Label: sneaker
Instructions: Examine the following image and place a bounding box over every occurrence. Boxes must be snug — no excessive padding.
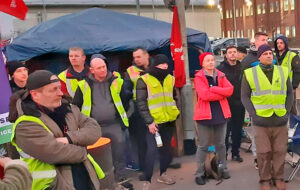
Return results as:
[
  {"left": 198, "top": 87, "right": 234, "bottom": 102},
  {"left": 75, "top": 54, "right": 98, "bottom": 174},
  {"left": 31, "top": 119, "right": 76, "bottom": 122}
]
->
[
  {"left": 254, "top": 158, "right": 259, "bottom": 170},
  {"left": 222, "top": 170, "right": 231, "bottom": 179},
  {"left": 195, "top": 176, "right": 206, "bottom": 185},
  {"left": 142, "top": 181, "right": 150, "bottom": 190},
  {"left": 169, "top": 162, "right": 181, "bottom": 169},
  {"left": 126, "top": 163, "right": 140, "bottom": 171},
  {"left": 232, "top": 155, "right": 243, "bottom": 162},
  {"left": 157, "top": 172, "right": 176, "bottom": 185}
]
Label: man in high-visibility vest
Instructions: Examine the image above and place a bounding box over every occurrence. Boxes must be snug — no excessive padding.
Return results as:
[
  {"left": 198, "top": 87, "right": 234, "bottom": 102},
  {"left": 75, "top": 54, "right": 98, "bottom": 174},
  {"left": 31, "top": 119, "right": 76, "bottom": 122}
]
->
[
  {"left": 136, "top": 54, "right": 179, "bottom": 190},
  {"left": 73, "top": 54, "right": 133, "bottom": 190},
  {"left": 8, "top": 70, "right": 103, "bottom": 190},
  {"left": 58, "top": 47, "right": 90, "bottom": 98},
  {"left": 241, "top": 44, "right": 293, "bottom": 190},
  {"left": 123, "top": 47, "right": 153, "bottom": 172}
]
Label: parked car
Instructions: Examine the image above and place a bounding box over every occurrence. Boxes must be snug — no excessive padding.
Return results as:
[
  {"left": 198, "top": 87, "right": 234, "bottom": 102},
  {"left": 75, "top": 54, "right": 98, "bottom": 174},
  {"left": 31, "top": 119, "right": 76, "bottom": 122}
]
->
[{"left": 211, "top": 38, "right": 250, "bottom": 55}]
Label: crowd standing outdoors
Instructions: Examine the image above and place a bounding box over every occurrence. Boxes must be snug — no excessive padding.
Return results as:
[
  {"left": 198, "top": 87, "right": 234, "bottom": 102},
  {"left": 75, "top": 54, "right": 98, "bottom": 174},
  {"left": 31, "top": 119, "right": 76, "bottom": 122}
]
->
[{"left": 1, "top": 31, "right": 300, "bottom": 190}]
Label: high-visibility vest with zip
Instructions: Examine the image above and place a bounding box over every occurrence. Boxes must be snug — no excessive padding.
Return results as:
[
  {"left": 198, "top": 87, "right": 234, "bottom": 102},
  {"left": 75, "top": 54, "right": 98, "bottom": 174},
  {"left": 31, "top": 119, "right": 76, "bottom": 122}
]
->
[
  {"left": 58, "top": 69, "right": 82, "bottom": 98},
  {"left": 280, "top": 50, "right": 296, "bottom": 80},
  {"left": 78, "top": 72, "right": 129, "bottom": 127},
  {"left": 127, "top": 66, "right": 143, "bottom": 101},
  {"left": 141, "top": 74, "right": 180, "bottom": 124},
  {"left": 11, "top": 115, "right": 105, "bottom": 190},
  {"left": 244, "top": 65, "right": 289, "bottom": 117}
]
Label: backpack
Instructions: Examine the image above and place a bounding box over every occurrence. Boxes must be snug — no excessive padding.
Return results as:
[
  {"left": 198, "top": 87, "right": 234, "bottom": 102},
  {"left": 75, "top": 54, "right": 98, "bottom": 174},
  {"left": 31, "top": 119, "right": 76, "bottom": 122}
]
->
[{"left": 204, "top": 152, "right": 222, "bottom": 183}]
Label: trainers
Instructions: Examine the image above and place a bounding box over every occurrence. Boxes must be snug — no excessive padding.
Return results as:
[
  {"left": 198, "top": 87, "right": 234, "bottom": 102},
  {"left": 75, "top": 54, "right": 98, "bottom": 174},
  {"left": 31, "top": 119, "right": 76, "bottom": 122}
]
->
[
  {"left": 195, "top": 176, "right": 206, "bottom": 185},
  {"left": 169, "top": 162, "right": 181, "bottom": 169},
  {"left": 142, "top": 181, "right": 150, "bottom": 190},
  {"left": 275, "top": 180, "right": 287, "bottom": 190},
  {"left": 222, "top": 170, "right": 231, "bottom": 179},
  {"left": 126, "top": 163, "right": 140, "bottom": 171},
  {"left": 254, "top": 158, "right": 259, "bottom": 170},
  {"left": 232, "top": 155, "right": 243, "bottom": 162},
  {"left": 157, "top": 172, "right": 176, "bottom": 185}
]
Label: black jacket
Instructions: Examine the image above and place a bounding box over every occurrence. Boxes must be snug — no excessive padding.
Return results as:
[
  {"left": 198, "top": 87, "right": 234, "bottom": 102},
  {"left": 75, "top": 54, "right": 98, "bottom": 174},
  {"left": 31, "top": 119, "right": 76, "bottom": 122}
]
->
[
  {"left": 241, "top": 49, "right": 258, "bottom": 71},
  {"left": 217, "top": 60, "right": 243, "bottom": 106},
  {"left": 73, "top": 73, "right": 132, "bottom": 126}
]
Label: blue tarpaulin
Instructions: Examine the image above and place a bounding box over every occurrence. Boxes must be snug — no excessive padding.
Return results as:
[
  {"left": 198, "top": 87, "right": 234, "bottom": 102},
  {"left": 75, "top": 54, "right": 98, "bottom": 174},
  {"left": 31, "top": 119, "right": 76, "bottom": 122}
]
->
[{"left": 5, "top": 7, "right": 210, "bottom": 62}]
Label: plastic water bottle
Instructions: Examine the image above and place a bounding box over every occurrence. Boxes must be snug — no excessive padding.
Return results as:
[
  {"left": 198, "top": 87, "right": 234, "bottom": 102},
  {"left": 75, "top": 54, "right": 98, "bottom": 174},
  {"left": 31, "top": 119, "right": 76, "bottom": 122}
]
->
[{"left": 155, "top": 132, "right": 163, "bottom": 147}]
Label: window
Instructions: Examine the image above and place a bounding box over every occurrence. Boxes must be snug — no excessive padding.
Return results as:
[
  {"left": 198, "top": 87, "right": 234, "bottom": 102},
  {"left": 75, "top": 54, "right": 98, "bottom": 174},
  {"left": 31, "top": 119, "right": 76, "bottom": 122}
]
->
[
  {"left": 277, "top": 27, "right": 281, "bottom": 34},
  {"left": 228, "top": 30, "right": 231, "bottom": 38},
  {"left": 245, "top": 6, "right": 249, "bottom": 16},
  {"left": 264, "top": 29, "right": 267, "bottom": 34},
  {"left": 248, "top": 29, "right": 251, "bottom": 38},
  {"left": 241, "top": 30, "right": 244, "bottom": 38},
  {"left": 285, "top": 26, "right": 290, "bottom": 37},
  {"left": 258, "top": 28, "right": 262, "bottom": 32},
  {"left": 284, "top": 0, "right": 289, "bottom": 11},
  {"left": 230, "top": 9, "right": 232, "bottom": 18},
  {"left": 292, "top": 26, "right": 296, "bottom": 37},
  {"left": 270, "top": 2, "right": 274, "bottom": 13},
  {"left": 257, "top": 4, "right": 261, "bottom": 14},
  {"left": 236, "top": 8, "right": 239, "bottom": 17},
  {"left": 276, "top": 1, "right": 279, "bottom": 12},
  {"left": 222, "top": 31, "right": 225, "bottom": 38},
  {"left": 226, "top": 10, "right": 229, "bottom": 18},
  {"left": 220, "top": 12, "right": 223, "bottom": 19},
  {"left": 252, "top": 29, "right": 255, "bottom": 39},
  {"left": 262, "top": 3, "right": 266, "bottom": 14},
  {"left": 291, "top": 0, "right": 295, "bottom": 10},
  {"left": 232, "top": 30, "right": 234, "bottom": 37},
  {"left": 237, "top": 30, "right": 240, "bottom": 38},
  {"left": 250, "top": 5, "right": 254, "bottom": 15},
  {"left": 240, "top": 8, "right": 243, "bottom": 17}
]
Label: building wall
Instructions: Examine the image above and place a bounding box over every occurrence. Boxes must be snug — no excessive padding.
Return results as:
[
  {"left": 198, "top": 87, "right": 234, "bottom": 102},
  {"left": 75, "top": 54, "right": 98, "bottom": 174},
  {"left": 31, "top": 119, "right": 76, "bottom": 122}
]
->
[
  {"left": 12, "top": 5, "right": 221, "bottom": 38},
  {"left": 220, "top": 0, "right": 298, "bottom": 41}
]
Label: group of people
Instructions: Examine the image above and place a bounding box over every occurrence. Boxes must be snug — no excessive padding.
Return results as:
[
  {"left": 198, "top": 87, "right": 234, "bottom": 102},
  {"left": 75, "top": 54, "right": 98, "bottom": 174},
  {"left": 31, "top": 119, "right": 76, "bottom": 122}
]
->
[
  {"left": 1, "top": 31, "right": 300, "bottom": 190},
  {"left": 193, "top": 32, "right": 299, "bottom": 190},
  {"left": 1, "top": 47, "right": 179, "bottom": 190}
]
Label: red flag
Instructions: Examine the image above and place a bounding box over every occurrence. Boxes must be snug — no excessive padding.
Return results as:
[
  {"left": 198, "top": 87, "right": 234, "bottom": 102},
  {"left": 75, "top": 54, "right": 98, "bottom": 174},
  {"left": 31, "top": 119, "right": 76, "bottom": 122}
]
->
[
  {"left": 170, "top": 6, "right": 186, "bottom": 88},
  {"left": 0, "top": 0, "right": 28, "bottom": 20}
]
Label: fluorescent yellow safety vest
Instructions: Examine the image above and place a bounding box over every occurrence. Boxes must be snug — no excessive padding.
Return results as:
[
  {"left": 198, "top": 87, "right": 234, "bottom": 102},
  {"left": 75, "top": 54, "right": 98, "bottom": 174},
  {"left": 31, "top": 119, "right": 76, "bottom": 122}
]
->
[
  {"left": 11, "top": 115, "right": 105, "bottom": 190},
  {"left": 141, "top": 74, "right": 180, "bottom": 124},
  {"left": 280, "top": 50, "right": 296, "bottom": 80},
  {"left": 78, "top": 72, "right": 129, "bottom": 127},
  {"left": 127, "top": 66, "right": 143, "bottom": 101},
  {"left": 58, "top": 69, "right": 82, "bottom": 98},
  {"left": 244, "top": 65, "right": 288, "bottom": 117}
]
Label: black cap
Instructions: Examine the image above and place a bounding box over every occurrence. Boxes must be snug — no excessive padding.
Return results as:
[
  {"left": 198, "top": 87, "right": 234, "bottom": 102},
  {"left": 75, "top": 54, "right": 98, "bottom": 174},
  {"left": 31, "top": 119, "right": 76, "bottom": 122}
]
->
[
  {"left": 6, "top": 61, "right": 27, "bottom": 76},
  {"left": 27, "top": 70, "right": 59, "bottom": 91},
  {"left": 153, "top": 54, "right": 170, "bottom": 67},
  {"left": 237, "top": 46, "right": 247, "bottom": 54}
]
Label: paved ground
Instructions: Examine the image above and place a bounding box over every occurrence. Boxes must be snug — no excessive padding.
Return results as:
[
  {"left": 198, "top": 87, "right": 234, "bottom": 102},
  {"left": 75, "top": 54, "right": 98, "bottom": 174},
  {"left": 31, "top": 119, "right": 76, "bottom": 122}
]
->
[{"left": 129, "top": 142, "right": 300, "bottom": 190}]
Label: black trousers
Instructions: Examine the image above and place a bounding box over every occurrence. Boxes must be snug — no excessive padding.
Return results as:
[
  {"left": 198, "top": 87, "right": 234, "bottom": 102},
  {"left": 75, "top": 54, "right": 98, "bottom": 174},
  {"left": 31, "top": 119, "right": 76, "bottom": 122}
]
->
[
  {"left": 128, "top": 108, "right": 147, "bottom": 171},
  {"left": 144, "top": 122, "right": 175, "bottom": 182},
  {"left": 225, "top": 104, "right": 245, "bottom": 157}
]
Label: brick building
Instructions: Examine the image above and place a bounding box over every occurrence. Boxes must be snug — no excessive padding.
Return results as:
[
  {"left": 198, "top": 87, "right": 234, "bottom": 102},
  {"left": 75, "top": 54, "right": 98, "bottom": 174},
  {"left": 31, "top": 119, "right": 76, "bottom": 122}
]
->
[{"left": 219, "top": 0, "right": 300, "bottom": 42}]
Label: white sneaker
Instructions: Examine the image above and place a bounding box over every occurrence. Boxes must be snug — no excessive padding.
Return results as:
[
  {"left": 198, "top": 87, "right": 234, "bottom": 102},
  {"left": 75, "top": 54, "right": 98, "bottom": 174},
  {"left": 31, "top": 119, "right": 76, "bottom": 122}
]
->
[
  {"left": 142, "top": 181, "right": 151, "bottom": 190},
  {"left": 157, "top": 172, "right": 176, "bottom": 185}
]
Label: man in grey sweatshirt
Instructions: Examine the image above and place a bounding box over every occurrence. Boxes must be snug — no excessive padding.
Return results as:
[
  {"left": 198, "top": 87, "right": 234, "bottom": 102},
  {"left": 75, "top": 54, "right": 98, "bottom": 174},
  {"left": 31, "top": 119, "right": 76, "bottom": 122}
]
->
[{"left": 241, "top": 44, "right": 293, "bottom": 190}]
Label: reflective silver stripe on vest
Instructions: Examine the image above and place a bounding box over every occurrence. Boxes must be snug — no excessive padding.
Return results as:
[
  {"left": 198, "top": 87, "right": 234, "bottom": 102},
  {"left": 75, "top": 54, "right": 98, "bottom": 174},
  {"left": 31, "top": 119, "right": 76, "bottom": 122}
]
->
[
  {"left": 120, "top": 113, "right": 127, "bottom": 119},
  {"left": 148, "top": 92, "right": 173, "bottom": 100},
  {"left": 252, "top": 66, "right": 286, "bottom": 96},
  {"left": 82, "top": 105, "right": 90, "bottom": 111},
  {"left": 115, "top": 101, "right": 123, "bottom": 107},
  {"left": 66, "top": 79, "right": 75, "bottom": 97},
  {"left": 287, "top": 51, "right": 291, "bottom": 74},
  {"left": 254, "top": 104, "right": 286, "bottom": 110},
  {"left": 31, "top": 170, "right": 57, "bottom": 179},
  {"left": 149, "top": 102, "right": 176, "bottom": 110},
  {"left": 19, "top": 151, "right": 33, "bottom": 159}
]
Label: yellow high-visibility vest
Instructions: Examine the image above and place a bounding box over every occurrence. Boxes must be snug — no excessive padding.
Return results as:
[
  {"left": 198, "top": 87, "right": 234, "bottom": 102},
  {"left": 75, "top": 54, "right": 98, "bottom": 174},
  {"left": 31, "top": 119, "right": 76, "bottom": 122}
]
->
[
  {"left": 244, "top": 65, "right": 288, "bottom": 117},
  {"left": 280, "top": 50, "right": 297, "bottom": 80},
  {"left": 127, "top": 66, "right": 143, "bottom": 101},
  {"left": 141, "top": 74, "right": 180, "bottom": 124},
  {"left": 78, "top": 72, "right": 129, "bottom": 127},
  {"left": 11, "top": 115, "right": 105, "bottom": 190},
  {"left": 58, "top": 69, "right": 82, "bottom": 98}
]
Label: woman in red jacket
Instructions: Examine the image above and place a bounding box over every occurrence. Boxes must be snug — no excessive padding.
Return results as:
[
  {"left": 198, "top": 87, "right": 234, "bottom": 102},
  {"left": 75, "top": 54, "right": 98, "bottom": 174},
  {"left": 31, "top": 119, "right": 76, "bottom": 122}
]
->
[{"left": 193, "top": 52, "right": 233, "bottom": 185}]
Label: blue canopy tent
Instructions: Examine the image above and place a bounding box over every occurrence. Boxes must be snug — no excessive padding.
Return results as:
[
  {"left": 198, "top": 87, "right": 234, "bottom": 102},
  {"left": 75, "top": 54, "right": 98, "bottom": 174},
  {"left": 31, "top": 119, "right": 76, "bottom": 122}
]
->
[{"left": 5, "top": 7, "right": 210, "bottom": 76}]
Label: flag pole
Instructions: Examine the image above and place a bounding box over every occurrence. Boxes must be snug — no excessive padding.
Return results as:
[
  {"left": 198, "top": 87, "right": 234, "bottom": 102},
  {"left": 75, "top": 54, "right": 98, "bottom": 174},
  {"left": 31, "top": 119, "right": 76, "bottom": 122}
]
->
[{"left": 175, "top": 0, "right": 195, "bottom": 152}]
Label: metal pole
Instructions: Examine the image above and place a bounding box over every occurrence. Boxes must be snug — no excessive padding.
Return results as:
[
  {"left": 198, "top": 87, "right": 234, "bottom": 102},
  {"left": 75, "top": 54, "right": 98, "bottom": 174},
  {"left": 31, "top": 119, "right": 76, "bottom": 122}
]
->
[
  {"left": 152, "top": 0, "right": 156, "bottom": 19},
  {"left": 175, "top": 0, "right": 195, "bottom": 143},
  {"left": 42, "top": 0, "right": 47, "bottom": 22},
  {"left": 136, "top": 0, "right": 140, "bottom": 16},
  {"left": 233, "top": 0, "right": 237, "bottom": 46}
]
